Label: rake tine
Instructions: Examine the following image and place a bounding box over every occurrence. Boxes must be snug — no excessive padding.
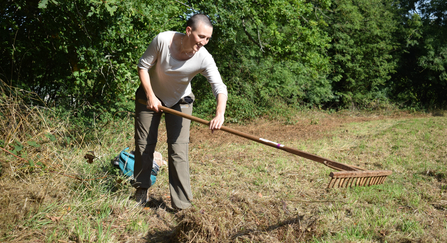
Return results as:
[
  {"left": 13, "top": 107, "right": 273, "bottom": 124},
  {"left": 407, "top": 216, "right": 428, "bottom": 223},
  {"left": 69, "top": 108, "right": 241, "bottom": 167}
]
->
[
  {"left": 341, "top": 178, "right": 347, "bottom": 188},
  {"left": 359, "top": 177, "right": 364, "bottom": 186},
  {"left": 327, "top": 178, "right": 335, "bottom": 188},
  {"left": 361, "top": 177, "right": 368, "bottom": 186},
  {"left": 374, "top": 177, "right": 379, "bottom": 185},
  {"left": 333, "top": 178, "right": 340, "bottom": 188},
  {"left": 332, "top": 179, "right": 340, "bottom": 188},
  {"left": 357, "top": 177, "right": 362, "bottom": 186},
  {"left": 365, "top": 177, "right": 371, "bottom": 186},
  {"left": 377, "top": 176, "right": 382, "bottom": 185},
  {"left": 344, "top": 177, "right": 352, "bottom": 188},
  {"left": 358, "top": 177, "right": 365, "bottom": 186},
  {"left": 332, "top": 178, "right": 340, "bottom": 188},
  {"left": 346, "top": 177, "right": 356, "bottom": 187},
  {"left": 335, "top": 178, "right": 341, "bottom": 188},
  {"left": 343, "top": 177, "right": 350, "bottom": 188},
  {"left": 335, "top": 179, "right": 341, "bottom": 188},
  {"left": 352, "top": 177, "right": 358, "bottom": 187},
  {"left": 337, "top": 178, "right": 342, "bottom": 188},
  {"left": 338, "top": 178, "right": 345, "bottom": 188},
  {"left": 346, "top": 177, "right": 352, "bottom": 187},
  {"left": 375, "top": 176, "right": 382, "bottom": 185},
  {"left": 365, "top": 177, "right": 371, "bottom": 185},
  {"left": 375, "top": 176, "right": 381, "bottom": 185}
]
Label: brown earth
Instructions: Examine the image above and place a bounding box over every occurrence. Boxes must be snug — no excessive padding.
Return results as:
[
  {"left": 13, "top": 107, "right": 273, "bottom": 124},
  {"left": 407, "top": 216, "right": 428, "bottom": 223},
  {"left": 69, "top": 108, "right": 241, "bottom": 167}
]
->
[{"left": 190, "top": 111, "right": 426, "bottom": 146}]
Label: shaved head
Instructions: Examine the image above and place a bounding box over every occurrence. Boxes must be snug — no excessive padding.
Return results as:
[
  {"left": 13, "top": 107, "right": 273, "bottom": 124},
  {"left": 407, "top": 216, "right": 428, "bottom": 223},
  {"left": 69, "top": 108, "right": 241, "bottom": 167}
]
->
[{"left": 186, "top": 14, "right": 213, "bottom": 30}]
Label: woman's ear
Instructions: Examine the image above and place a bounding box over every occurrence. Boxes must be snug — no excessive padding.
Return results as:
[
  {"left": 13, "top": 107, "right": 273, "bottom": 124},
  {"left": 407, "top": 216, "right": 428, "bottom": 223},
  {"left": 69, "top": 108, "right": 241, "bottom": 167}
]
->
[{"left": 185, "top": 26, "right": 192, "bottom": 36}]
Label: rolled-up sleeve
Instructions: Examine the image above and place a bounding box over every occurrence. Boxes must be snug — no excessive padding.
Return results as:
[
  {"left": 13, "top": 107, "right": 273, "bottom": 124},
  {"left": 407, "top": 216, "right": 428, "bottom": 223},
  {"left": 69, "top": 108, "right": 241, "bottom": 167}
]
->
[
  {"left": 201, "top": 56, "right": 228, "bottom": 98},
  {"left": 137, "top": 35, "right": 159, "bottom": 70}
]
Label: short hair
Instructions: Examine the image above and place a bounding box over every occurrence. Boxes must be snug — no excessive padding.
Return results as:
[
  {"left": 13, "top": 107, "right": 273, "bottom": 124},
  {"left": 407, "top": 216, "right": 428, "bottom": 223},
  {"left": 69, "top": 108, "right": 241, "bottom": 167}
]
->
[{"left": 186, "top": 14, "right": 213, "bottom": 30}]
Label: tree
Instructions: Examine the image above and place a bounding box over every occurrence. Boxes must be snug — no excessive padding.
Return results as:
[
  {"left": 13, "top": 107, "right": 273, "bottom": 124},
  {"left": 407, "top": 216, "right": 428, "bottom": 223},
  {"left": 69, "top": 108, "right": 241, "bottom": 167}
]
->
[
  {"left": 326, "top": 0, "right": 399, "bottom": 108},
  {"left": 390, "top": 0, "right": 447, "bottom": 108},
  {"left": 183, "top": 0, "right": 333, "bottom": 118},
  {"left": 0, "top": 0, "right": 185, "bottom": 113}
]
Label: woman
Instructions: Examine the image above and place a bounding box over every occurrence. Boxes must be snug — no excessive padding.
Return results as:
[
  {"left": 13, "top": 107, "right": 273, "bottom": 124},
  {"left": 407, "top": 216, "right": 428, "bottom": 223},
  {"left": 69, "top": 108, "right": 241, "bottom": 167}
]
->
[{"left": 134, "top": 14, "right": 228, "bottom": 210}]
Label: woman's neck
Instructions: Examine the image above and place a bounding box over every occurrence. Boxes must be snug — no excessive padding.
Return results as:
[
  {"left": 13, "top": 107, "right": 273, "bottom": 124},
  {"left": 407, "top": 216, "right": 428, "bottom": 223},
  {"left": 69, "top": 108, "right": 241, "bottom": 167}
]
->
[{"left": 180, "top": 34, "right": 196, "bottom": 57}]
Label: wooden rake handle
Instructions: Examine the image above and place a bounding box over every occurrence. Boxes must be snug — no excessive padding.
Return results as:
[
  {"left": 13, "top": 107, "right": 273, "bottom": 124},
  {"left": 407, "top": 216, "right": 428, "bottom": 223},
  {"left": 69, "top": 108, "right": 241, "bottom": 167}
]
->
[{"left": 138, "top": 99, "right": 359, "bottom": 171}]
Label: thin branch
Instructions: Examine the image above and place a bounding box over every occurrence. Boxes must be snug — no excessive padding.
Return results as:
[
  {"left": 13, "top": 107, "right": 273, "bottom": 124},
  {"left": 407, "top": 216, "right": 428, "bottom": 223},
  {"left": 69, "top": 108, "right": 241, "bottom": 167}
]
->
[
  {"left": 257, "top": 26, "right": 264, "bottom": 52},
  {"left": 74, "top": 1, "right": 91, "bottom": 41},
  {"left": 174, "top": 0, "right": 198, "bottom": 12},
  {"left": 242, "top": 19, "right": 265, "bottom": 52}
]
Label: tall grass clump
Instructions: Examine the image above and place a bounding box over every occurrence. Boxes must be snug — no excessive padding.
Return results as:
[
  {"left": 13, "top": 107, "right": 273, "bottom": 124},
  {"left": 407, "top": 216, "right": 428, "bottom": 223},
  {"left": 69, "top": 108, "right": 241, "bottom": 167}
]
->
[{"left": 0, "top": 81, "right": 139, "bottom": 242}]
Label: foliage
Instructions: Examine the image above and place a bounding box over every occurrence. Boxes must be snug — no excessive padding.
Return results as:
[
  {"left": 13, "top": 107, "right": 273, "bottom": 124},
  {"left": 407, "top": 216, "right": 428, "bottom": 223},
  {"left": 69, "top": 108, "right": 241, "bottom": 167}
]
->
[
  {"left": 326, "top": 0, "right": 399, "bottom": 108},
  {"left": 390, "top": 0, "right": 447, "bottom": 109},
  {"left": 0, "top": 0, "right": 186, "bottom": 115},
  {"left": 189, "top": 0, "right": 333, "bottom": 117},
  {"left": 0, "top": 0, "right": 446, "bottom": 122}
]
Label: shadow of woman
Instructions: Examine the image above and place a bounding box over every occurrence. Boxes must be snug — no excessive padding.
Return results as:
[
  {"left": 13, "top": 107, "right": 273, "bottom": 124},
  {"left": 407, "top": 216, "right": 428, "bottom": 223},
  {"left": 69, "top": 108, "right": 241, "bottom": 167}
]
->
[{"left": 144, "top": 196, "right": 179, "bottom": 214}]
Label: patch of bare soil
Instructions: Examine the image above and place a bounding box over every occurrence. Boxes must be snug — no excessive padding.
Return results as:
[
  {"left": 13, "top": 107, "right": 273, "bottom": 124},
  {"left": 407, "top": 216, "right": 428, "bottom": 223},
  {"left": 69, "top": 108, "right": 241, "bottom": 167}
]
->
[{"left": 191, "top": 111, "right": 426, "bottom": 146}]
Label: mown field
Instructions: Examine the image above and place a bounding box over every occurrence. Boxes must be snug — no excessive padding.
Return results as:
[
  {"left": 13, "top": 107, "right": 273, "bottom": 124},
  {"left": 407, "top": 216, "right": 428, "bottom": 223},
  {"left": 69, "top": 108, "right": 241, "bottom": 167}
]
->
[{"left": 1, "top": 92, "right": 446, "bottom": 242}]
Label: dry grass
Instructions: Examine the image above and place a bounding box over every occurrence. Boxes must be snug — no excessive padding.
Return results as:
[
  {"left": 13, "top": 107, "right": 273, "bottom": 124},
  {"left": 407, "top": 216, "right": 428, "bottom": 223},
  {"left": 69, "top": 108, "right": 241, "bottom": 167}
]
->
[
  {"left": 0, "top": 85, "right": 71, "bottom": 237},
  {"left": 1, "top": 82, "right": 446, "bottom": 242}
]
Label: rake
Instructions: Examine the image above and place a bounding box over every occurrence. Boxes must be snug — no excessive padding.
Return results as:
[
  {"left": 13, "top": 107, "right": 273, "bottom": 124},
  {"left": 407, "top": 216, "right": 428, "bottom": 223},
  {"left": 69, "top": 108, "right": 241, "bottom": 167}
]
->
[{"left": 138, "top": 100, "right": 392, "bottom": 188}]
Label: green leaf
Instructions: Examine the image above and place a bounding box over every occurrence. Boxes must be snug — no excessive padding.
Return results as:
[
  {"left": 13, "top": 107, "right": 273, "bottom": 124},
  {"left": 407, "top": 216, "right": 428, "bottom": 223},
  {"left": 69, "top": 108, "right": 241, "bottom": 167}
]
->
[
  {"left": 45, "top": 133, "right": 56, "bottom": 142},
  {"left": 27, "top": 141, "right": 41, "bottom": 148},
  {"left": 38, "top": 0, "right": 49, "bottom": 9},
  {"left": 13, "top": 144, "right": 23, "bottom": 155},
  {"left": 105, "top": 3, "right": 118, "bottom": 16}
]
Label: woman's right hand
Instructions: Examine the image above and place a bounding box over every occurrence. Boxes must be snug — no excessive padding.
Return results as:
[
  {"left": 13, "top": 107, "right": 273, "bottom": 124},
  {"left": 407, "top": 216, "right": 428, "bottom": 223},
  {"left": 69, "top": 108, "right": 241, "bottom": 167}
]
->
[
  {"left": 146, "top": 95, "right": 162, "bottom": 112},
  {"left": 138, "top": 67, "right": 161, "bottom": 112}
]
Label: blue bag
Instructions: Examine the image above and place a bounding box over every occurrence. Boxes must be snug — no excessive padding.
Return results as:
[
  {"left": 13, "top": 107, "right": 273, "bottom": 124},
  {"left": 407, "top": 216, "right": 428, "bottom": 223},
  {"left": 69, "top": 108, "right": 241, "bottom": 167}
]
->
[{"left": 111, "top": 147, "right": 158, "bottom": 186}]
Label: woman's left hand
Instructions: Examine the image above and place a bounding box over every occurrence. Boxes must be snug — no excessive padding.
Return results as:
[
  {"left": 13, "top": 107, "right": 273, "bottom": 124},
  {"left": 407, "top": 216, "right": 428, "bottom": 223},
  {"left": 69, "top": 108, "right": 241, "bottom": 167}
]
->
[{"left": 209, "top": 114, "right": 225, "bottom": 131}]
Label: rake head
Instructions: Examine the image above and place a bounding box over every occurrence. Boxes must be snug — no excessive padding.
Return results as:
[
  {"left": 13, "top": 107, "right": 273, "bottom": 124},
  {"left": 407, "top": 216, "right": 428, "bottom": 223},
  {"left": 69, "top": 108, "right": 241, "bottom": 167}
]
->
[{"left": 327, "top": 170, "right": 392, "bottom": 188}]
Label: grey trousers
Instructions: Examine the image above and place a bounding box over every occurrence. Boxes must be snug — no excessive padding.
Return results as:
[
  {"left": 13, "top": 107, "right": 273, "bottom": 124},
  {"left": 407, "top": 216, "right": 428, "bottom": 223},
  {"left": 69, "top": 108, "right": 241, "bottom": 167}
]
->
[{"left": 134, "top": 88, "right": 193, "bottom": 209}]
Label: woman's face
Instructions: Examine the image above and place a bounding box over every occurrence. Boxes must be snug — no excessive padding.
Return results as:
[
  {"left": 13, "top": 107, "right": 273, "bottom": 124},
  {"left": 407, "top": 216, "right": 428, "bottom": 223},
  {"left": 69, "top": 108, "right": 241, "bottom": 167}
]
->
[{"left": 186, "top": 22, "right": 213, "bottom": 52}]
